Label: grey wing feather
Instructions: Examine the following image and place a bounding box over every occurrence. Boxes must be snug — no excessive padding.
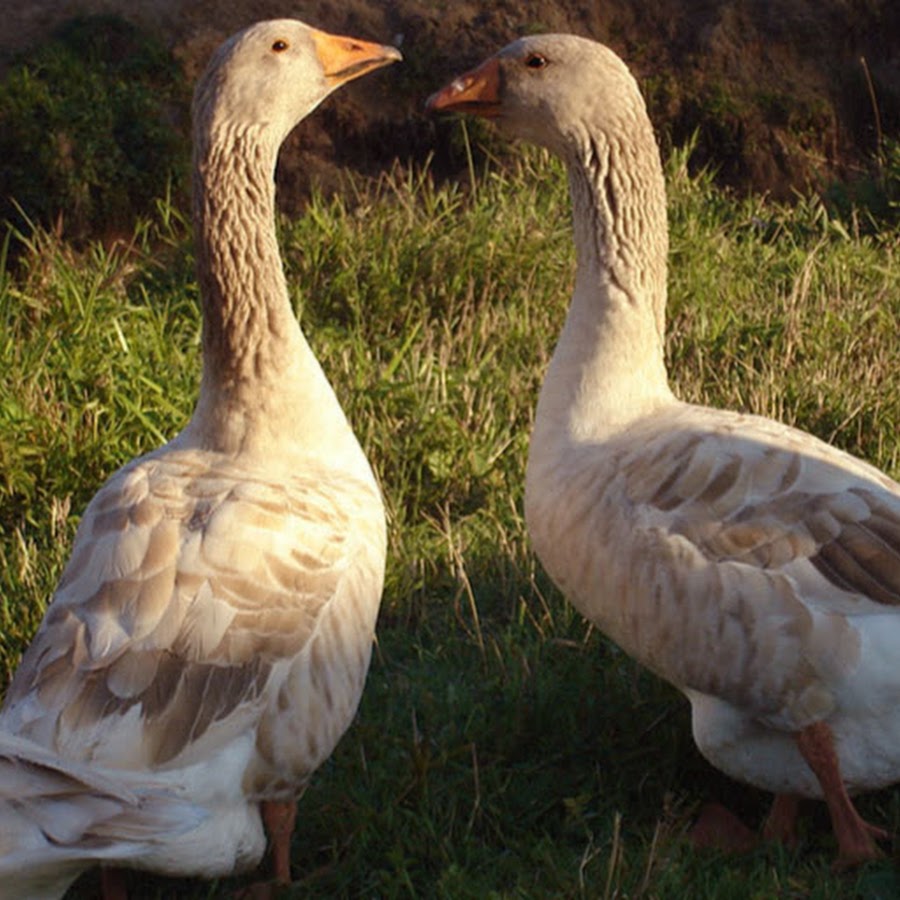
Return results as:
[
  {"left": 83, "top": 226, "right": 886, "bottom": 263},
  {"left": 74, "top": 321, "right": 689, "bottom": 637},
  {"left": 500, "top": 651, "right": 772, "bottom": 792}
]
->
[{"left": 1, "top": 450, "right": 381, "bottom": 768}]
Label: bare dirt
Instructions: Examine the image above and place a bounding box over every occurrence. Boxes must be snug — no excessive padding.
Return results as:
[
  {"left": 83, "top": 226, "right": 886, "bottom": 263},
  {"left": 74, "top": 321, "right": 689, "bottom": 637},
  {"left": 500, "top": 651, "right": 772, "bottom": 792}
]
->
[{"left": 2, "top": 0, "right": 899, "bottom": 207}]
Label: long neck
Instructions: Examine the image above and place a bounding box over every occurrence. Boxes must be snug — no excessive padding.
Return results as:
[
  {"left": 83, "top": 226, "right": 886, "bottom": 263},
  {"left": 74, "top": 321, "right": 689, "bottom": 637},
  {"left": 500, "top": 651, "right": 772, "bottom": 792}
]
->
[
  {"left": 193, "top": 125, "right": 297, "bottom": 387},
  {"left": 183, "top": 120, "right": 357, "bottom": 466},
  {"left": 533, "top": 115, "right": 673, "bottom": 449}
]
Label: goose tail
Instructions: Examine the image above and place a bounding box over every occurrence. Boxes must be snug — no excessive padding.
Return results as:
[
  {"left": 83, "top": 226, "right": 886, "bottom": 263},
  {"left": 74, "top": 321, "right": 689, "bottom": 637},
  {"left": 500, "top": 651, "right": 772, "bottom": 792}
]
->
[{"left": 0, "top": 733, "right": 206, "bottom": 900}]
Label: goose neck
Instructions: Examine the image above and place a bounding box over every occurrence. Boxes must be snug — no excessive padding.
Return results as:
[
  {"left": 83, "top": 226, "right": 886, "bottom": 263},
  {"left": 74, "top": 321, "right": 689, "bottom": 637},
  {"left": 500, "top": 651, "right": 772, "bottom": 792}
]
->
[
  {"left": 566, "top": 122, "right": 668, "bottom": 340},
  {"left": 193, "top": 124, "right": 300, "bottom": 384},
  {"left": 185, "top": 121, "right": 347, "bottom": 461},
  {"left": 535, "top": 123, "right": 673, "bottom": 446}
]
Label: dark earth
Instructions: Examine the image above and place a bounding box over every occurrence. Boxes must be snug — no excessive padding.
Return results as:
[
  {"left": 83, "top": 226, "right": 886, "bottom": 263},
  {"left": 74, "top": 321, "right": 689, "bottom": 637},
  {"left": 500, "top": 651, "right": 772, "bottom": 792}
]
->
[{"left": 2, "top": 0, "right": 899, "bottom": 215}]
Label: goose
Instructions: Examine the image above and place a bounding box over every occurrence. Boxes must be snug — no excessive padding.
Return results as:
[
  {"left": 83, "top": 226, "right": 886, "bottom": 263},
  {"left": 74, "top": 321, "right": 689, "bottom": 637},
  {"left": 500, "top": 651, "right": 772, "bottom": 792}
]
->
[
  {"left": 428, "top": 34, "right": 900, "bottom": 867},
  {"left": 0, "top": 19, "right": 399, "bottom": 896}
]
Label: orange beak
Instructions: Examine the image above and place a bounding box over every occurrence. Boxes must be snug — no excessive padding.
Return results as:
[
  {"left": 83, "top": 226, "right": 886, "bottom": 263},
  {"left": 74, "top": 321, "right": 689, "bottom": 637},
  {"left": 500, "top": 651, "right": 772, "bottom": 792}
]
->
[
  {"left": 310, "top": 28, "right": 402, "bottom": 86},
  {"left": 426, "top": 58, "right": 502, "bottom": 117}
]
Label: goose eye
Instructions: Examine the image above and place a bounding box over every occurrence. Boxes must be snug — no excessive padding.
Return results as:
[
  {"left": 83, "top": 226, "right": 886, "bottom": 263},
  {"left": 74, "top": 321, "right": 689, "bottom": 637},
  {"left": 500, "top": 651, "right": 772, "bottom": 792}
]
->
[
  {"left": 525, "top": 53, "right": 548, "bottom": 69},
  {"left": 272, "top": 39, "right": 289, "bottom": 52}
]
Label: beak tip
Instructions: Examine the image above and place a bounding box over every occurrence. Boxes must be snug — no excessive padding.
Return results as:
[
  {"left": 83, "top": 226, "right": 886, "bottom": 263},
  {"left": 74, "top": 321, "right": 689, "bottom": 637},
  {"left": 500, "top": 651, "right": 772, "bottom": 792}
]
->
[
  {"left": 425, "top": 79, "right": 463, "bottom": 113},
  {"left": 312, "top": 30, "right": 403, "bottom": 81},
  {"left": 425, "top": 59, "right": 501, "bottom": 116}
]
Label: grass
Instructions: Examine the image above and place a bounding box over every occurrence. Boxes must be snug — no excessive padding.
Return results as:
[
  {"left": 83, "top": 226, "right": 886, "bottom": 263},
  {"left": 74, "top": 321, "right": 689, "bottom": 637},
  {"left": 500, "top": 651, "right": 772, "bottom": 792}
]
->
[{"left": 1, "top": 145, "right": 900, "bottom": 897}]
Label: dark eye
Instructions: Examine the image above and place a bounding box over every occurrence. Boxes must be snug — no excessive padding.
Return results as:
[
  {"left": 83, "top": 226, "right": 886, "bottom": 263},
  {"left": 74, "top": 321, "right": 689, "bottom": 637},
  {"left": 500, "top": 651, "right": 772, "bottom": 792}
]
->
[
  {"left": 525, "top": 53, "right": 548, "bottom": 69},
  {"left": 272, "top": 39, "right": 289, "bottom": 52}
]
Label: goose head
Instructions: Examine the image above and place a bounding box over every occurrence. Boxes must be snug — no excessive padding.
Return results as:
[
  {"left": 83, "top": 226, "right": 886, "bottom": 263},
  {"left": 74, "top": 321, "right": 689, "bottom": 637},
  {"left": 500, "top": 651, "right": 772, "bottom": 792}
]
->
[
  {"left": 427, "top": 34, "right": 645, "bottom": 163},
  {"left": 428, "top": 34, "right": 671, "bottom": 432},
  {"left": 194, "top": 19, "right": 402, "bottom": 145}
]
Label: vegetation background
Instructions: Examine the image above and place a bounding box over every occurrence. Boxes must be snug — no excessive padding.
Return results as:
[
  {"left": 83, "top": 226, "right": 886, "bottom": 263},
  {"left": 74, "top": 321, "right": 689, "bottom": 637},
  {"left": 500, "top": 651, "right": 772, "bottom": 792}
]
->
[
  {"left": 1, "top": 2, "right": 899, "bottom": 897},
  {"left": 2, "top": 0, "right": 899, "bottom": 236}
]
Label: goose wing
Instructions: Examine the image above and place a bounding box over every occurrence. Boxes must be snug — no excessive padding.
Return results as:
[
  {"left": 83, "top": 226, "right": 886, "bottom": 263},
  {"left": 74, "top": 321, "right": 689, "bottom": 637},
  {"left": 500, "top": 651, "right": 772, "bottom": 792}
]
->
[
  {"left": 1, "top": 448, "right": 385, "bottom": 769},
  {"left": 631, "top": 409, "right": 900, "bottom": 608},
  {"left": 581, "top": 407, "right": 900, "bottom": 726}
]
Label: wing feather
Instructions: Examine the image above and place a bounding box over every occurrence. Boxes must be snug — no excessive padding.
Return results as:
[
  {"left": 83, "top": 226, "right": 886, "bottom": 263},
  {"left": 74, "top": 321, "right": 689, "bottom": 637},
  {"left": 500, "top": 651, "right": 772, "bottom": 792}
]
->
[
  {"left": 542, "top": 407, "right": 900, "bottom": 724},
  {"left": 629, "top": 412, "right": 900, "bottom": 614},
  {"left": 1, "top": 449, "right": 383, "bottom": 769}
]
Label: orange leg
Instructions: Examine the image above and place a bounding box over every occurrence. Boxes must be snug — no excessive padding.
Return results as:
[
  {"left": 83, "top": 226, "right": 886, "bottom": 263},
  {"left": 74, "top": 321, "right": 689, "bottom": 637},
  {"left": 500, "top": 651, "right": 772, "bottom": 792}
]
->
[
  {"left": 796, "top": 721, "right": 888, "bottom": 868},
  {"left": 261, "top": 799, "right": 297, "bottom": 884},
  {"left": 762, "top": 793, "right": 800, "bottom": 846},
  {"left": 689, "top": 802, "right": 757, "bottom": 853}
]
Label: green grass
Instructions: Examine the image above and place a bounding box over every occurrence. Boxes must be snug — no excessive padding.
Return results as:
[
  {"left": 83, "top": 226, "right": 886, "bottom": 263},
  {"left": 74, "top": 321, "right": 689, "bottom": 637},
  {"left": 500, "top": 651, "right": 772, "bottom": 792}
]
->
[{"left": 1, "top": 147, "right": 900, "bottom": 897}]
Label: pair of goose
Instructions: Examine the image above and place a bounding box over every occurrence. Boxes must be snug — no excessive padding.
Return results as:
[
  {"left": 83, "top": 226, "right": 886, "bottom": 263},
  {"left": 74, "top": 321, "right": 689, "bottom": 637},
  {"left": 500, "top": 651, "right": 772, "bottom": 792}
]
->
[{"left": 1, "top": 16, "right": 897, "bottom": 898}]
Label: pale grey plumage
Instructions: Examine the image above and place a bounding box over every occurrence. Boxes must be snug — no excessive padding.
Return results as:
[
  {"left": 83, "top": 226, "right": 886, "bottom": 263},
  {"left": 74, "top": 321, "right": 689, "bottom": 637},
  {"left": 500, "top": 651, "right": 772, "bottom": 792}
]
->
[
  {"left": 0, "top": 18, "right": 398, "bottom": 894},
  {"left": 430, "top": 33, "right": 900, "bottom": 864}
]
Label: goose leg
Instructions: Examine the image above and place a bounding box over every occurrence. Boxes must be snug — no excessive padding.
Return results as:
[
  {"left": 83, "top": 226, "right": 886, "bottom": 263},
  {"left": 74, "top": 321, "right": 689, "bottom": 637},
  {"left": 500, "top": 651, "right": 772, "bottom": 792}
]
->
[
  {"left": 762, "top": 793, "right": 800, "bottom": 846},
  {"left": 796, "top": 721, "right": 888, "bottom": 867},
  {"left": 261, "top": 799, "right": 297, "bottom": 884},
  {"left": 689, "top": 802, "right": 757, "bottom": 852}
]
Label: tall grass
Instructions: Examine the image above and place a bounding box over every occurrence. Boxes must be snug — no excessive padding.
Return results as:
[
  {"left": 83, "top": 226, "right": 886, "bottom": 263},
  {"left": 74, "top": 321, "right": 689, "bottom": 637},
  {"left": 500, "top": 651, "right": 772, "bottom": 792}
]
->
[{"left": 1, "top": 148, "right": 899, "bottom": 897}]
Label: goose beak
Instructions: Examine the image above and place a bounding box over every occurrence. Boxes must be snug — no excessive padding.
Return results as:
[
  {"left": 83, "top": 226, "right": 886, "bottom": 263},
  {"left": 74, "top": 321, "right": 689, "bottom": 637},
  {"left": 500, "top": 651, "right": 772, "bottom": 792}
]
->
[
  {"left": 426, "top": 58, "right": 501, "bottom": 117},
  {"left": 310, "top": 29, "right": 402, "bottom": 86}
]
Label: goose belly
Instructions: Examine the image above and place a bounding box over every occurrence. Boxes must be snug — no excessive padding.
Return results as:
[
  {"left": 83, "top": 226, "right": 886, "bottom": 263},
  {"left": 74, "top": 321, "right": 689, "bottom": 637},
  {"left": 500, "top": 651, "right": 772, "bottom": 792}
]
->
[{"left": 687, "top": 688, "right": 900, "bottom": 797}]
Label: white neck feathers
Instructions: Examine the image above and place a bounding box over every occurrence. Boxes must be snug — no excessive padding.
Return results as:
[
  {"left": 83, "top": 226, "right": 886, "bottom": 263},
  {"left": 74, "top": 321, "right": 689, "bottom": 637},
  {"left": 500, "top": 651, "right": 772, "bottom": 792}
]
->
[{"left": 533, "top": 110, "right": 674, "bottom": 449}]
